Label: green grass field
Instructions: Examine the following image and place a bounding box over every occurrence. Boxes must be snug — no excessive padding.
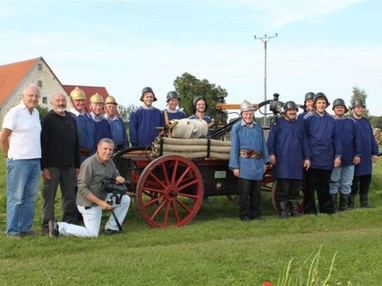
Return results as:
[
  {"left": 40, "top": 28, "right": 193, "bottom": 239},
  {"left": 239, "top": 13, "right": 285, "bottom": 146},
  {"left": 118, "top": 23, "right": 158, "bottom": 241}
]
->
[{"left": 0, "top": 154, "right": 381, "bottom": 286}]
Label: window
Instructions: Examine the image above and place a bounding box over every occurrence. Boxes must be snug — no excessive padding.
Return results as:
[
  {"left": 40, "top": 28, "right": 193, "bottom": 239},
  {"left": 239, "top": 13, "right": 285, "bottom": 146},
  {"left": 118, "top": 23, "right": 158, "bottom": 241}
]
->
[
  {"left": 37, "top": 80, "right": 42, "bottom": 87},
  {"left": 42, "top": 97, "right": 47, "bottom": 104},
  {"left": 38, "top": 63, "right": 43, "bottom": 70}
]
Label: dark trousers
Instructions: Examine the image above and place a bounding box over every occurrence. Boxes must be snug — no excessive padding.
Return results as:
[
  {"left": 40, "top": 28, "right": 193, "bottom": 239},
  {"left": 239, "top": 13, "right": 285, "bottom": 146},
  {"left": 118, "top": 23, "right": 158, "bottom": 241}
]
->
[
  {"left": 42, "top": 167, "right": 78, "bottom": 230},
  {"left": 304, "top": 168, "right": 334, "bottom": 215},
  {"left": 238, "top": 178, "right": 262, "bottom": 219},
  {"left": 276, "top": 179, "right": 302, "bottom": 201},
  {"left": 351, "top": 174, "right": 372, "bottom": 206}
]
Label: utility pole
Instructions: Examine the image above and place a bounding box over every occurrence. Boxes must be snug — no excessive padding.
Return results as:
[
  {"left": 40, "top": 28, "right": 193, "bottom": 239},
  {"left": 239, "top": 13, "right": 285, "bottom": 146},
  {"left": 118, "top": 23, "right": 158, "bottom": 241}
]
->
[{"left": 254, "top": 33, "right": 278, "bottom": 126}]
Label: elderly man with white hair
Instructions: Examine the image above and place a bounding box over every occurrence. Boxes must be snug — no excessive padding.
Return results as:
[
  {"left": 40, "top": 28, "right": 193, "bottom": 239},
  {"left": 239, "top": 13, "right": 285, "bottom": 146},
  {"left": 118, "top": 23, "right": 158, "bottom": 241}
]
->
[
  {"left": 0, "top": 84, "right": 42, "bottom": 239},
  {"left": 229, "top": 100, "right": 270, "bottom": 222}
]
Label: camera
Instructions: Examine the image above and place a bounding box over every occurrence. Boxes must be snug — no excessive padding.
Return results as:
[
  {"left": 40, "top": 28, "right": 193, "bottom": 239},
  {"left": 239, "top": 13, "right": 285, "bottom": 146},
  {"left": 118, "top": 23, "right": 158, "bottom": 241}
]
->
[{"left": 101, "top": 177, "right": 132, "bottom": 196}]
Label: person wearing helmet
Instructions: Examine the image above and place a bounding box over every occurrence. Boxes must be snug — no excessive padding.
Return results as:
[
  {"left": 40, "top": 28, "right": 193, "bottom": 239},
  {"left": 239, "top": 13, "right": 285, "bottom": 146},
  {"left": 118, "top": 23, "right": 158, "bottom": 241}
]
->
[
  {"left": 189, "top": 96, "right": 212, "bottom": 124},
  {"left": 297, "top": 92, "right": 315, "bottom": 122},
  {"left": 104, "top": 96, "right": 129, "bottom": 151},
  {"left": 229, "top": 100, "right": 270, "bottom": 221},
  {"left": 303, "top": 92, "right": 342, "bottom": 215},
  {"left": 328, "top": 98, "right": 362, "bottom": 212},
  {"left": 68, "top": 87, "right": 95, "bottom": 163},
  {"left": 349, "top": 98, "right": 379, "bottom": 208},
  {"left": 162, "top": 91, "right": 187, "bottom": 122},
  {"left": 129, "top": 87, "right": 164, "bottom": 147},
  {"left": 89, "top": 93, "right": 112, "bottom": 146},
  {"left": 267, "top": 101, "right": 310, "bottom": 219}
]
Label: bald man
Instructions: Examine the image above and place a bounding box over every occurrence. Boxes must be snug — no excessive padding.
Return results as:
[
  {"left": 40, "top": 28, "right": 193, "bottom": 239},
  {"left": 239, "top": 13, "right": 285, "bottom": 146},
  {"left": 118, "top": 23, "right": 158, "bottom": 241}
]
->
[{"left": 40, "top": 92, "right": 80, "bottom": 234}]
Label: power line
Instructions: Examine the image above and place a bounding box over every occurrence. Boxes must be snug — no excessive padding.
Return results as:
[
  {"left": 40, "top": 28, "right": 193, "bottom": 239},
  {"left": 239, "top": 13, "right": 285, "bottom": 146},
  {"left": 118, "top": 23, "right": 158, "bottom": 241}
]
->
[{"left": 71, "top": 0, "right": 254, "bottom": 35}]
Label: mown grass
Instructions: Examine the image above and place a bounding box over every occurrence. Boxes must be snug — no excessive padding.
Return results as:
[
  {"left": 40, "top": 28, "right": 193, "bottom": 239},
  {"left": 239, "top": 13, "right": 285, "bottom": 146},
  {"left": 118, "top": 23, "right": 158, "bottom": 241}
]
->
[{"left": 0, "top": 154, "right": 381, "bottom": 286}]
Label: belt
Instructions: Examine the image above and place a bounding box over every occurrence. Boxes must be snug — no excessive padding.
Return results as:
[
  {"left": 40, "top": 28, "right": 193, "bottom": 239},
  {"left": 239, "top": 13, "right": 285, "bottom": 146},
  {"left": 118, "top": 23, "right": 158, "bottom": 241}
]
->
[
  {"left": 79, "top": 148, "right": 91, "bottom": 156},
  {"left": 239, "top": 148, "right": 263, "bottom": 160}
]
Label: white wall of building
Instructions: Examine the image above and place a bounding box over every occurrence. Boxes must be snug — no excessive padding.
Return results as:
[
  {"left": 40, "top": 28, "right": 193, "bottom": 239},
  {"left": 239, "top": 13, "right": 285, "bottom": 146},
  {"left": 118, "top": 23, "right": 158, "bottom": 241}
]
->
[{"left": 0, "top": 58, "right": 68, "bottom": 122}]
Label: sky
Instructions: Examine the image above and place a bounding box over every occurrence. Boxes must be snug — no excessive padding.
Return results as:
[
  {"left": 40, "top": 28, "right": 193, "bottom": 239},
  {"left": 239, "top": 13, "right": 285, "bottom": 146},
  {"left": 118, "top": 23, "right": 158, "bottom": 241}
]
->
[{"left": 1, "top": 0, "right": 382, "bottom": 116}]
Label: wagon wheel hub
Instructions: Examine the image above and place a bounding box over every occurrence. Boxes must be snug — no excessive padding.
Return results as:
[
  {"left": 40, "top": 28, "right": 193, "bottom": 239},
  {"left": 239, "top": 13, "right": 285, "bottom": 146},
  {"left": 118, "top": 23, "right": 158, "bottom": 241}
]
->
[
  {"left": 169, "top": 190, "right": 177, "bottom": 197},
  {"left": 166, "top": 186, "right": 178, "bottom": 200}
]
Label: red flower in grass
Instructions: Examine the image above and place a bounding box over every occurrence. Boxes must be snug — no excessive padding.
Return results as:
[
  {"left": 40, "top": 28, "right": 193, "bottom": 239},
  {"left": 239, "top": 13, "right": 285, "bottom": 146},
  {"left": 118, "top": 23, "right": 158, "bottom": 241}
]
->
[{"left": 262, "top": 282, "right": 272, "bottom": 286}]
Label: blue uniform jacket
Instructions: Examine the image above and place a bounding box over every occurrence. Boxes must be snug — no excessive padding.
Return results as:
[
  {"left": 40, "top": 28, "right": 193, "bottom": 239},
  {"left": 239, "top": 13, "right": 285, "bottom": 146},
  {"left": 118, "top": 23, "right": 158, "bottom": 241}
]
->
[
  {"left": 334, "top": 117, "right": 362, "bottom": 166},
  {"left": 351, "top": 116, "right": 379, "bottom": 176},
  {"left": 93, "top": 118, "right": 112, "bottom": 146},
  {"left": 229, "top": 120, "right": 270, "bottom": 181},
  {"left": 188, "top": 114, "right": 212, "bottom": 124},
  {"left": 69, "top": 112, "right": 95, "bottom": 162},
  {"left": 163, "top": 109, "right": 187, "bottom": 121},
  {"left": 106, "top": 117, "right": 129, "bottom": 149},
  {"left": 267, "top": 117, "right": 309, "bottom": 180},
  {"left": 130, "top": 106, "right": 164, "bottom": 147},
  {"left": 304, "top": 111, "right": 343, "bottom": 170}
]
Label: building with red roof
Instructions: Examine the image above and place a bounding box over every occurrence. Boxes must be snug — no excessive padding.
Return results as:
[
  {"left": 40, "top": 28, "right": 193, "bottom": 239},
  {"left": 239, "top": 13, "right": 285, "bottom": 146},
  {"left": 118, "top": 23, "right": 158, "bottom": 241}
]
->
[
  {"left": 0, "top": 57, "right": 112, "bottom": 120},
  {"left": 0, "top": 57, "right": 66, "bottom": 121}
]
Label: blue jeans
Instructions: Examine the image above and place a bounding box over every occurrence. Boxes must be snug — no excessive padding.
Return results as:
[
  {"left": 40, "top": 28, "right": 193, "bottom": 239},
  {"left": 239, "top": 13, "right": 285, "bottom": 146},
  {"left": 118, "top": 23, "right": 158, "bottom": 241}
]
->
[
  {"left": 329, "top": 165, "right": 354, "bottom": 195},
  {"left": 6, "top": 158, "right": 41, "bottom": 235}
]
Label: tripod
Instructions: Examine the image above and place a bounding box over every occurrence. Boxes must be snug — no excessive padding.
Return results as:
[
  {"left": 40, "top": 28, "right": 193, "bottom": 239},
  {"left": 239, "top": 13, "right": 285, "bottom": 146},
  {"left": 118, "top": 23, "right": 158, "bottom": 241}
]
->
[{"left": 106, "top": 193, "right": 123, "bottom": 231}]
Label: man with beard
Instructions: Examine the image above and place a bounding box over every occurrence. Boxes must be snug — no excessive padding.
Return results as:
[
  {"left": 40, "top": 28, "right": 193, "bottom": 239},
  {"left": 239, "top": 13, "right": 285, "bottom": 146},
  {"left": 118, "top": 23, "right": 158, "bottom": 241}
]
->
[
  {"left": 41, "top": 93, "right": 80, "bottom": 233},
  {"left": 267, "top": 101, "right": 310, "bottom": 218}
]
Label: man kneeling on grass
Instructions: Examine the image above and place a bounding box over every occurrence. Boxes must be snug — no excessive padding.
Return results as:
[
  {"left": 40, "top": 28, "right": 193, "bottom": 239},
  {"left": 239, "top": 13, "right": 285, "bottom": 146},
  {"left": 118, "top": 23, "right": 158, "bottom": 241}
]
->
[{"left": 49, "top": 138, "right": 130, "bottom": 238}]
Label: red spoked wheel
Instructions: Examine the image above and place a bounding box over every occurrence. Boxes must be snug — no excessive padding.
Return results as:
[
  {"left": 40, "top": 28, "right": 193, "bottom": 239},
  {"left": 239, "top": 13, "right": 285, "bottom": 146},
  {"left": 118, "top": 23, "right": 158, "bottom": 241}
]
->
[
  {"left": 271, "top": 180, "right": 305, "bottom": 215},
  {"left": 136, "top": 155, "right": 204, "bottom": 228}
]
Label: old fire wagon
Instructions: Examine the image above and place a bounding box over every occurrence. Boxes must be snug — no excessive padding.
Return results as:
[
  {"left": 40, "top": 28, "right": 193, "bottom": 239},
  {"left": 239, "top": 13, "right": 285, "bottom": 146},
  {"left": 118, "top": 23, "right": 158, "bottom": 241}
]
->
[{"left": 112, "top": 95, "right": 303, "bottom": 228}]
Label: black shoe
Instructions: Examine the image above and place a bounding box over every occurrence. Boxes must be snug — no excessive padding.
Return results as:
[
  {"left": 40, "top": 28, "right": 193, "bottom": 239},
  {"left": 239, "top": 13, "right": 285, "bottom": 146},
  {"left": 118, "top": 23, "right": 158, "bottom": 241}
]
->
[
  {"left": 20, "top": 231, "right": 38, "bottom": 237},
  {"left": 105, "top": 229, "right": 121, "bottom": 235},
  {"left": 361, "top": 204, "right": 375, "bottom": 208},
  {"left": 251, "top": 216, "right": 264, "bottom": 221},
  {"left": 48, "top": 220, "right": 59, "bottom": 238}
]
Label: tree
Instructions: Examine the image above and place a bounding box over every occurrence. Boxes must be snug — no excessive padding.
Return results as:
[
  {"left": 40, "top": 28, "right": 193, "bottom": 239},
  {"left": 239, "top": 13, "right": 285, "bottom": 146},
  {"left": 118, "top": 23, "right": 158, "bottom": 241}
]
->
[
  {"left": 117, "top": 104, "right": 137, "bottom": 129},
  {"left": 36, "top": 105, "right": 49, "bottom": 120},
  {"left": 349, "top": 86, "right": 370, "bottom": 118},
  {"left": 173, "top": 72, "right": 228, "bottom": 126},
  {"left": 370, "top": 115, "right": 382, "bottom": 129}
]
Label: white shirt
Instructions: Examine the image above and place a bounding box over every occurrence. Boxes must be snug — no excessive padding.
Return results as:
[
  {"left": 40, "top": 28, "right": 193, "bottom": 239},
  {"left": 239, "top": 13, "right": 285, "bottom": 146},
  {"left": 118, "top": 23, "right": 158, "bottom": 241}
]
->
[
  {"left": 69, "top": 107, "right": 83, "bottom": 117},
  {"left": 2, "top": 101, "right": 41, "bottom": 160}
]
